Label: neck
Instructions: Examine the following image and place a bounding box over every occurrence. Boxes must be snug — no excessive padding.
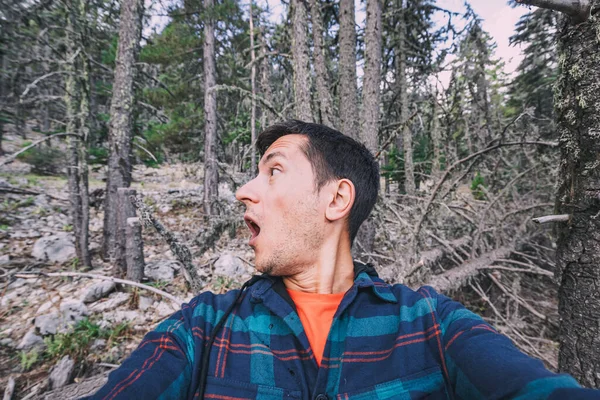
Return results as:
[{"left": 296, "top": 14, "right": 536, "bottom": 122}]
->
[{"left": 283, "top": 233, "right": 354, "bottom": 294}]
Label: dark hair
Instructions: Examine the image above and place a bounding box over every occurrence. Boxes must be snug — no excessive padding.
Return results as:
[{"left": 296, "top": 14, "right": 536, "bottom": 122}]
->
[{"left": 256, "top": 120, "right": 379, "bottom": 243}]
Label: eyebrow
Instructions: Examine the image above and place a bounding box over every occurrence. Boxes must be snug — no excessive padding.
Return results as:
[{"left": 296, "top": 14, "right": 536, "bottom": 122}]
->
[{"left": 260, "top": 151, "right": 287, "bottom": 167}]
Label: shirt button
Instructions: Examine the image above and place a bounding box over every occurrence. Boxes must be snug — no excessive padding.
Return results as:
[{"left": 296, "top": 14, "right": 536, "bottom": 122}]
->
[{"left": 315, "top": 395, "right": 328, "bottom": 400}]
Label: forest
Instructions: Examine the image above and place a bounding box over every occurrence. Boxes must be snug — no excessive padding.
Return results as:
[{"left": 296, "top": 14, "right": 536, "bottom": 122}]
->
[{"left": 0, "top": 0, "right": 599, "bottom": 397}]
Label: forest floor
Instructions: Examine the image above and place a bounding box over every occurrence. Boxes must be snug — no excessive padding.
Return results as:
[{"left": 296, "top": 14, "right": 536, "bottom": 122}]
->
[
  {"left": 0, "top": 130, "right": 256, "bottom": 398},
  {"left": 0, "top": 130, "right": 562, "bottom": 398}
]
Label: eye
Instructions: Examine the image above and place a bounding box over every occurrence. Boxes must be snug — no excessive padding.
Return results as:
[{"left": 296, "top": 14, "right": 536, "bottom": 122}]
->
[{"left": 270, "top": 167, "right": 281, "bottom": 176}]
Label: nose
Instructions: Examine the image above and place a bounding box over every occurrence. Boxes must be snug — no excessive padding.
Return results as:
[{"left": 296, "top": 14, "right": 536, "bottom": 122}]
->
[{"left": 235, "top": 177, "right": 259, "bottom": 205}]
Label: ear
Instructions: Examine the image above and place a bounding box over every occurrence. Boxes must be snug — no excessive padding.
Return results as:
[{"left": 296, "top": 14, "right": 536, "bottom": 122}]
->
[{"left": 325, "top": 179, "right": 355, "bottom": 222}]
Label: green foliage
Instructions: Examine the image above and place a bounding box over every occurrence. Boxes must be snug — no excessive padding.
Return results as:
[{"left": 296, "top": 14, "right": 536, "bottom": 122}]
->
[
  {"left": 147, "top": 280, "right": 170, "bottom": 290},
  {"left": 44, "top": 318, "right": 130, "bottom": 362},
  {"left": 20, "top": 349, "right": 40, "bottom": 371},
  {"left": 89, "top": 147, "right": 109, "bottom": 165},
  {"left": 17, "top": 146, "right": 65, "bottom": 175},
  {"left": 470, "top": 172, "right": 487, "bottom": 200}
]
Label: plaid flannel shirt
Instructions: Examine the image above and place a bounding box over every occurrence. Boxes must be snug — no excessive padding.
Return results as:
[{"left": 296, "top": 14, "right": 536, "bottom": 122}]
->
[{"left": 87, "top": 265, "right": 599, "bottom": 400}]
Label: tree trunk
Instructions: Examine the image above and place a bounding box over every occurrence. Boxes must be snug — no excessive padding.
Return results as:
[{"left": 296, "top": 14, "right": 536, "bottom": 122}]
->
[
  {"left": 103, "top": 0, "right": 144, "bottom": 262},
  {"left": 259, "top": 27, "right": 273, "bottom": 129},
  {"left": 203, "top": 0, "right": 219, "bottom": 215},
  {"left": 64, "top": 4, "right": 84, "bottom": 268},
  {"left": 430, "top": 91, "right": 441, "bottom": 178},
  {"left": 361, "top": 0, "right": 382, "bottom": 154},
  {"left": 356, "top": 0, "right": 382, "bottom": 254},
  {"left": 126, "top": 217, "right": 144, "bottom": 282},
  {"left": 77, "top": 0, "right": 92, "bottom": 269},
  {"left": 309, "top": 0, "right": 334, "bottom": 127},
  {"left": 394, "top": 1, "right": 415, "bottom": 195},
  {"left": 553, "top": 4, "right": 600, "bottom": 387},
  {"left": 338, "top": 0, "right": 359, "bottom": 139},
  {"left": 116, "top": 187, "right": 137, "bottom": 275},
  {"left": 291, "top": 0, "right": 312, "bottom": 122},
  {"left": 249, "top": 1, "right": 257, "bottom": 172}
]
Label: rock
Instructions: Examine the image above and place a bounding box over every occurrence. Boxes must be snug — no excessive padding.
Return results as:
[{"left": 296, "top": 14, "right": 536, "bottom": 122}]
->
[
  {"left": 49, "top": 356, "right": 75, "bottom": 389},
  {"left": 144, "top": 260, "right": 181, "bottom": 282},
  {"left": 159, "top": 204, "right": 172, "bottom": 214},
  {"left": 155, "top": 302, "right": 175, "bottom": 318},
  {"left": 90, "top": 292, "right": 130, "bottom": 313},
  {"left": 105, "top": 310, "right": 141, "bottom": 324},
  {"left": 82, "top": 281, "right": 116, "bottom": 303},
  {"left": 31, "top": 233, "right": 76, "bottom": 264},
  {"left": 0, "top": 338, "right": 15, "bottom": 348},
  {"left": 213, "top": 254, "right": 246, "bottom": 277},
  {"left": 138, "top": 296, "right": 153, "bottom": 311},
  {"left": 0, "top": 254, "right": 9, "bottom": 265},
  {"left": 35, "top": 313, "right": 60, "bottom": 335},
  {"left": 17, "top": 328, "right": 46, "bottom": 351},
  {"left": 34, "top": 194, "right": 50, "bottom": 208},
  {"left": 60, "top": 301, "right": 89, "bottom": 327},
  {"left": 8, "top": 278, "right": 27, "bottom": 289},
  {"left": 90, "top": 338, "right": 106, "bottom": 351}
]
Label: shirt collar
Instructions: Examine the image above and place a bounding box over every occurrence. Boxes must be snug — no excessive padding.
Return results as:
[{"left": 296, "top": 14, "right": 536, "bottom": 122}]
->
[{"left": 248, "top": 261, "right": 397, "bottom": 304}]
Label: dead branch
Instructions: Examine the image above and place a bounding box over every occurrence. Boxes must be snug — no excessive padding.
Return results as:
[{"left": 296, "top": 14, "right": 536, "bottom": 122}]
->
[
  {"left": 211, "top": 84, "right": 284, "bottom": 120},
  {"left": 515, "top": 0, "right": 591, "bottom": 23},
  {"left": 487, "top": 273, "right": 547, "bottom": 320},
  {"left": 132, "top": 195, "right": 205, "bottom": 293},
  {"left": 3, "top": 376, "right": 15, "bottom": 400},
  {"left": 0, "top": 132, "right": 80, "bottom": 167},
  {"left": 412, "top": 140, "right": 558, "bottom": 248},
  {"left": 30, "top": 372, "right": 108, "bottom": 400},
  {"left": 425, "top": 246, "right": 513, "bottom": 292},
  {"left": 375, "top": 111, "right": 419, "bottom": 159},
  {"left": 0, "top": 186, "right": 68, "bottom": 201},
  {"left": 532, "top": 214, "right": 570, "bottom": 224},
  {"left": 13, "top": 271, "right": 182, "bottom": 309},
  {"left": 470, "top": 281, "right": 557, "bottom": 369}
]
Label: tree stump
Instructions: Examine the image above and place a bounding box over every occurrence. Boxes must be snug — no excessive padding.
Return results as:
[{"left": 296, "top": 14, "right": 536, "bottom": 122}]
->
[
  {"left": 126, "top": 217, "right": 144, "bottom": 282},
  {"left": 116, "top": 188, "right": 137, "bottom": 276}
]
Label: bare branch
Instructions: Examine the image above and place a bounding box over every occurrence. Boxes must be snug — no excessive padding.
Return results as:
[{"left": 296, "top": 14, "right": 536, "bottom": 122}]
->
[
  {"left": 0, "top": 132, "right": 80, "bottom": 167},
  {"left": 515, "top": 0, "right": 591, "bottom": 23},
  {"left": 532, "top": 214, "right": 570, "bottom": 224},
  {"left": 13, "top": 272, "right": 182, "bottom": 309}
]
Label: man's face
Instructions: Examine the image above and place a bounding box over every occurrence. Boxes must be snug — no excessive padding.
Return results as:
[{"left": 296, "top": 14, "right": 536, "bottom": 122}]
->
[{"left": 235, "top": 134, "right": 328, "bottom": 276}]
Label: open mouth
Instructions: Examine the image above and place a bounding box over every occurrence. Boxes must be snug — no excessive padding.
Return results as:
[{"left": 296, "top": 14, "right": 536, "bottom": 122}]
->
[{"left": 244, "top": 216, "right": 261, "bottom": 244}]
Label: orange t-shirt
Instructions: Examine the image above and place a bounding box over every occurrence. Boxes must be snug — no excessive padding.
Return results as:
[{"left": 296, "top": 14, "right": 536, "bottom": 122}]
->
[{"left": 286, "top": 288, "right": 345, "bottom": 367}]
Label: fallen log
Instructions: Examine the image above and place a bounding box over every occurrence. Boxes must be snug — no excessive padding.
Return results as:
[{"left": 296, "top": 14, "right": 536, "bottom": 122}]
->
[
  {"left": 31, "top": 372, "right": 108, "bottom": 400},
  {"left": 425, "top": 246, "right": 513, "bottom": 292}
]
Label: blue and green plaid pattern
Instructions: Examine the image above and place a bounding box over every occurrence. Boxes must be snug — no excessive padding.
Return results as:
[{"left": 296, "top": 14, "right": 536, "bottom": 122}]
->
[{"left": 87, "top": 269, "right": 598, "bottom": 400}]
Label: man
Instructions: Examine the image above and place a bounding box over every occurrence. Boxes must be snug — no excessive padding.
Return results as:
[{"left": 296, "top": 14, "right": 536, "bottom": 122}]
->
[{"left": 88, "top": 121, "right": 599, "bottom": 399}]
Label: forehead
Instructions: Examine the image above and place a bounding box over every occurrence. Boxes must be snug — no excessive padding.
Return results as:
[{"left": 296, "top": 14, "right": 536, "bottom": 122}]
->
[{"left": 261, "top": 134, "right": 308, "bottom": 161}]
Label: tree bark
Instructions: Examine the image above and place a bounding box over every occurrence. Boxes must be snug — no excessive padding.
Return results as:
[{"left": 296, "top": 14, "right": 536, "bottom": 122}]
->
[
  {"left": 309, "top": 0, "right": 334, "bottom": 126},
  {"left": 430, "top": 91, "right": 441, "bottom": 178},
  {"left": 77, "top": 0, "right": 92, "bottom": 269},
  {"left": 64, "top": 2, "right": 85, "bottom": 268},
  {"left": 394, "top": 1, "right": 415, "bottom": 195},
  {"left": 259, "top": 27, "right": 273, "bottom": 129},
  {"left": 361, "top": 0, "right": 382, "bottom": 154},
  {"left": 116, "top": 188, "right": 137, "bottom": 275},
  {"left": 103, "top": 0, "right": 144, "bottom": 262},
  {"left": 338, "top": 0, "right": 359, "bottom": 139},
  {"left": 203, "top": 0, "right": 219, "bottom": 215},
  {"left": 356, "top": 0, "right": 382, "bottom": 254},
  {"left": 553, "top": 4, "right": 600, "bottom": 387},
  {"left": 249, "top": 1, "right": 257, "bottom": 172},
  {"left": 125, "top": 217, "right": 144, "bottom": 282},
  {"left": 291, "top": 0, "right": 312, "bottom": 122}
]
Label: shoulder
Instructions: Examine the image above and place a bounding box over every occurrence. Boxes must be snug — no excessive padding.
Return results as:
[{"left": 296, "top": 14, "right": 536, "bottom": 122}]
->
[
  {"left": 180, "top": 288, "right": 244, "bottom": 325},
  {"left": 387, "top": 282, "right": 442, "bottom": 304}
]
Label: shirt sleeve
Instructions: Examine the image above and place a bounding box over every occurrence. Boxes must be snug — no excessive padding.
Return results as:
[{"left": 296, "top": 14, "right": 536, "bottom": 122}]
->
[
  {"left": 83, "top": 305, "right": 196, "bottom": 400},
  {"left": 423, "top": 286, "right": 600, "bottom": 400}
]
